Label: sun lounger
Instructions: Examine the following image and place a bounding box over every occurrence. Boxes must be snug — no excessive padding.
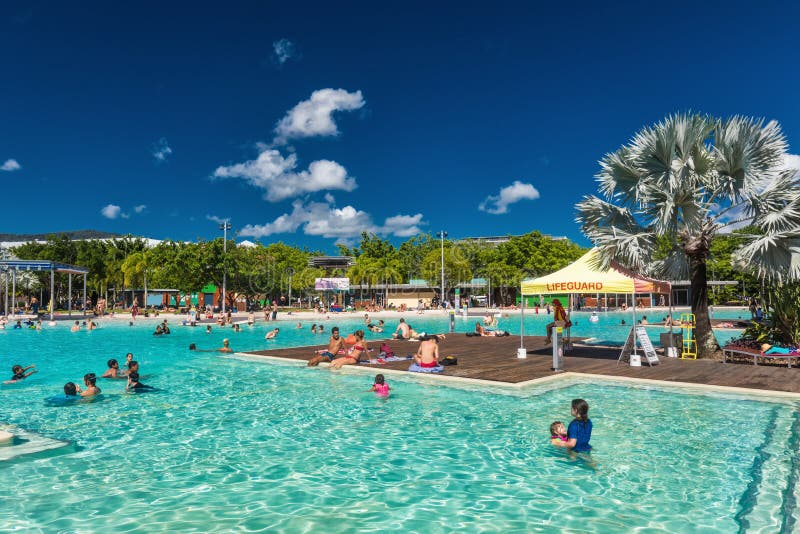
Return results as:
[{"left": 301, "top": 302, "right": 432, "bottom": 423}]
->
[{"left": 722, "top": 346, "right": 798, "bottom": 367}]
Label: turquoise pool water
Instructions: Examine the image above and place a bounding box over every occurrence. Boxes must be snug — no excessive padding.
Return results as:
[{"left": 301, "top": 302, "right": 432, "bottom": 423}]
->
[{"left": 0, "top": 321, "right": 797, "bottom": 532}]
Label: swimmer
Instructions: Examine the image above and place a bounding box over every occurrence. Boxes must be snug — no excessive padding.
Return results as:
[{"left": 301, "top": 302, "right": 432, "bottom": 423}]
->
[
  {"left": 219, "top": 339, "right": 233, "bottom": 353},
  {"left": 265, "top": 328, "right": 280, "bottom": 340},
  {"left": 154, "top": 325, "right": 164, "bottom": 336},
  {"left": 589, "top": 312, "right": 599, "bottom": 323},
  {"left": 63, "top": 382, "right": 79, "bottom": 397},
  {"left": 101, "top": 359, "right": 123, "bottom": 378},
  {"left": 295, "top": 322, "right": 303, "bottom": 329},
  {"left": 127, "top": 360, "right": 140, "bottom": 376},
  {"left": 206, "top": 325, "right": 212, "bottom": 334},
  {"left": 370, "top": 374, "right": 390, "bottom": 397},
  {"left": 126, "top": 371, "right": 154, "bottom": 391},
  {"left": 70, "top": 321, "right": 80, "bottom": 332},
  {"left": 549, "top": 421, "right": 568, "bottom": 445},
  {"left": 367, "top": 320, "right": 385, "bottom": 333},
  {"left": 5, "top": 364, "right": 38, "bottom": 384},
  {"left": 233, "top": 323, "right": 241, "bottom": 332},
  {"left": 87, "top": 319, "right": 97, "bottom": 330},
  {"left": 80, "top": 373, "right": 101, "bottom": 397}
]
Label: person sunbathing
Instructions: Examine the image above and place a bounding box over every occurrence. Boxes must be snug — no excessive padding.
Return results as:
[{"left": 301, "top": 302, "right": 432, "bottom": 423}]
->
[
  {"left": 329, "top": 330, "right": 367, "bottom": 370},
  {"left": 308, "top": 327, "right": 346, "bottom": 366}
]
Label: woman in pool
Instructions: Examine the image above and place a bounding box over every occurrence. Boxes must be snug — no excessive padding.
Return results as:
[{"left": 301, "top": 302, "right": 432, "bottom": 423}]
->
[
  {"left": 101, "top": 359, "right": 123, "bottom": 378},
  {"left": 330, "top": 330, "right": 367, "bottom": 370},
  {"left": 80, "top": 373, "right": 101, "bottom": 396},
  {"left": 552, "top": 398, "right": 592, "bottom": 452}
]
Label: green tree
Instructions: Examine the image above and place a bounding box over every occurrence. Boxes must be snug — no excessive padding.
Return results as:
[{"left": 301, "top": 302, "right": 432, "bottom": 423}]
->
[{"left": 577, "top": 113, "right": 800, "bottom": 358}]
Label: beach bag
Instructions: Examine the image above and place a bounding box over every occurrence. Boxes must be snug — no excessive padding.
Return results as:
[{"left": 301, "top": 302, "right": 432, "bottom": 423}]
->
[
  {"left": 380, "top": 343, "right": 394, "bottom": 357},
  {"left": 441, "top": 356, "right": 458, "bottom": 366}
]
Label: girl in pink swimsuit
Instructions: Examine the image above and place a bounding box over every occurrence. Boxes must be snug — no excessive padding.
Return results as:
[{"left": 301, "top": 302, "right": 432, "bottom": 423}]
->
[{"left": 370, "top": 374, "right": 390, "bottom": 397}]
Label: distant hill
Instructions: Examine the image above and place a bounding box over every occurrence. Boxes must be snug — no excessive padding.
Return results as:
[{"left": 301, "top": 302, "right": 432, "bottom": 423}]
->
[{"left": 0, "top": 230, "right": 124, "bottom": 242}]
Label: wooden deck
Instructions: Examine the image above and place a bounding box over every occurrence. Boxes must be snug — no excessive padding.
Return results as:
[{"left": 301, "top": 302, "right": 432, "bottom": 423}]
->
[{"left": 244, "top": 333, "right": 800, "bottom": 394}]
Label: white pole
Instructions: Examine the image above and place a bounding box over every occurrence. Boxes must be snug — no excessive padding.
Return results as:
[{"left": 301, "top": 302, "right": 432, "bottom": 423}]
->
[
  {"left": 517, "top": 290, "right": 526, "bottom": 358},
  {"left": 4, "top": 269, "right": 8, "bottom": 317},
  {"left": 220, "top": 220, "right": 231, "bottom": 315},
  {"left": 439, "top": 231, "right": 446, "bottom": 309},
  {"left": 83, "top": 273, "right": 87, "bottom": 318},
  {"left": 68, "top": 273, "right": 72, "bottom": 316},
  {"left": 11, "top": 269, "right": 16, "bottom": 315}
]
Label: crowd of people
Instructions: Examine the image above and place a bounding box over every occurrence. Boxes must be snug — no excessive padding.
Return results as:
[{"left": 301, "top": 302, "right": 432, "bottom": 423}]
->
[{"left": 5, "top": 351, "right": 155, "bottom": 400}]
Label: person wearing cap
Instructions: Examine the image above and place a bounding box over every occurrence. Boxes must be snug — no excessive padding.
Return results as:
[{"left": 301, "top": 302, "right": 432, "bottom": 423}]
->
[{"left": 545, "top": 299, "right": 568, "bottom": 344}]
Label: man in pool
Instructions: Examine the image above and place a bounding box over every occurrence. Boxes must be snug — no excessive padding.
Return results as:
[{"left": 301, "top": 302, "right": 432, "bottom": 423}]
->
[
  {"left": 307, "top": 327, "right": 346, "bottom": 366},
  {"left": 219, "top": 339, "right": 233, "bottom": 353}
]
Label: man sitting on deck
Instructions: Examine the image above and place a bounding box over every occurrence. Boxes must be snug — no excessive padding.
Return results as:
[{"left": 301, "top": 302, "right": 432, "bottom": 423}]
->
[
  {"left": 414, "top": 337, "right": 441, "bottom": 368},
  {"left": 393, "top": 318, "right": 411, "bottom": 339},
  {"left": 308, "top": 327, "right": 346, "bottom": 366}
]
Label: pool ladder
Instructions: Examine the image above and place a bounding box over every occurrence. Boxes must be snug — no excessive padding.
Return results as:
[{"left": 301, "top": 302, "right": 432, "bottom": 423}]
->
[{"left": 680, "top": 313, "right": 697, "bottom": 359}]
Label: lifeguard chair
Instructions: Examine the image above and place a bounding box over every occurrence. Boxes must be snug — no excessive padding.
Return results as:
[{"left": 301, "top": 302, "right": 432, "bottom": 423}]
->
[{"left": 680, "top": 313, "right": 697, "bottom": 359}]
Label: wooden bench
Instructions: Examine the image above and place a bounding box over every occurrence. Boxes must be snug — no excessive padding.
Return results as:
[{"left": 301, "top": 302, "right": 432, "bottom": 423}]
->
[{"left": 722, "top": 346, "right": 798, "bottom": 368}]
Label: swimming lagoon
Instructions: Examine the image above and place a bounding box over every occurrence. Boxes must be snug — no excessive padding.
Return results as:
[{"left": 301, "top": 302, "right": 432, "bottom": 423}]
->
[{"left": 1, "top": 314, "right": 789, "bottom": 532}]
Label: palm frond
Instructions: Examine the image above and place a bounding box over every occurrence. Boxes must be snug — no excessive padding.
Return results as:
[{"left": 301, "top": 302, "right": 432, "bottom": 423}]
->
[
  {"left": 733, "top": 232, "right": 800, "bottom": 282},
  {"left": 713, "top": 116, "right": 788, "bottom": 200},
  {"left": 575, "top": 196, "right": 643, "bottom": 238}
]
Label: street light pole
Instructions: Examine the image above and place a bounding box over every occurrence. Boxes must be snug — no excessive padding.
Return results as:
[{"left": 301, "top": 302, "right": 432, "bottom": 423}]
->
[
  {"left": 436, "top": 231, "right": 448, "bottom": 308},
  {"left": 287, "top": 267, "right": 294, "bottom": 310},
  {"left": 219, "top": 220, "right": 232, "bottom": 315}
]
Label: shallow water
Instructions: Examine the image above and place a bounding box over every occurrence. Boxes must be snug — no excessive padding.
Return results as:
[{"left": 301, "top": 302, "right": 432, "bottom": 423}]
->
[{"left": 0, "top": 320, "right": 797, "bottom": 532}]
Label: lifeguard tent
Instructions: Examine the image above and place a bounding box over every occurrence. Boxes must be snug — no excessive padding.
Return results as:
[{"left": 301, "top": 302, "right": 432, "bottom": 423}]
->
[
  {"left": 518, "top": 248, "right": 670, "bottom": 361},
  {"left": 0, "top": 259, "right": 90, "bottom": 320}
]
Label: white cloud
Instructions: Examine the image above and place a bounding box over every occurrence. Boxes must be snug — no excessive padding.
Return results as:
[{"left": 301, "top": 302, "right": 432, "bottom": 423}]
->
[
  {"left": 381, "top": 213, "right": 425, "bottom": 237},
  {"left": 274, "top": 88, "right": 365, "bottom": 144},
  {"left": 478, "top": 180, "right": 540, "bottom": 214},
  {"left": 213, "top": 148, "right": 357, "bottom": 202},
  {"left": 206, "top": 214, "right": 230, "bottom": 225},
  {"left": 152, "top": 138, "right": 173, "bottom": 162},
  {"left": 133, "top": 204, "right": 147, "bottom": 214},
  {"left": 238, "top": 200, "right": 425, "bottom": 240},
  {"left": 272, "top": 38, "right": 298, "bottom": 64},
  {"left": 101, "top": 204, "right": 122, "bottom": 219},
  {"left": 782, "top": 154, "right": 800, "bottom": 179},
  {"left": 1, "top": 159, "right": 21, "bottom": 171}
]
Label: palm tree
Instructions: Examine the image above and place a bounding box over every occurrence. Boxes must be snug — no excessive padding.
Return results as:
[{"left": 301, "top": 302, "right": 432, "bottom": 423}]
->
[
  {"left": 576, "top": 113, "right": 800, "bottom": 358},
  {"left": 372, "top": 257, "right": 403, "bottom": 306},
  {"left": 121, "top": 250, "right": 150, "bottom": 308}
]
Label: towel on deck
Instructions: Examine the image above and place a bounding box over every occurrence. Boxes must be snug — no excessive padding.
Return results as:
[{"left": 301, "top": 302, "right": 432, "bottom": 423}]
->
[{"left": 360, "top": 355, "right": 414, "bottom": 365}]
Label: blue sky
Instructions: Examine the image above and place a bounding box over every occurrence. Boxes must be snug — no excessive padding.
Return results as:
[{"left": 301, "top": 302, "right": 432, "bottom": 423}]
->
[{"left": 2, "top": 1, "right": 800, "bottom": 251}]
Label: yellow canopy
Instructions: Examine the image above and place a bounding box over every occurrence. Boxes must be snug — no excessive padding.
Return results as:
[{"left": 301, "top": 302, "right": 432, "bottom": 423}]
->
[{"left": 521, "top": 248, "right": 670, "bottom": 295}]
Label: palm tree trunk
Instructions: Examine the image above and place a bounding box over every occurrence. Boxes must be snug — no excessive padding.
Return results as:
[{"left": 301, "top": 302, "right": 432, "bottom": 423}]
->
[{"left": 689, "top": 254, "right": 719, "bottom": 358}]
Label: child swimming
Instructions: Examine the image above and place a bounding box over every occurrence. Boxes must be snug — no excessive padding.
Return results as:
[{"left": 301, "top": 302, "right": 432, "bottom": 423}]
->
[
  {"left": 549, "top": 421, "right": 568, "bottom": 445},
  {"left": 370, "top": 374, "right": 390, "bottom": 397},
  {"left": 5, "top": 364, "right": 37, "bottom": 384}
]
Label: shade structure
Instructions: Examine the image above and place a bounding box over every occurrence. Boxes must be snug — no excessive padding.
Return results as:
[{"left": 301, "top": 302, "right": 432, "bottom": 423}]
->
[{"left": 521, "top": 248, "right": 671, "bottom": 295}]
